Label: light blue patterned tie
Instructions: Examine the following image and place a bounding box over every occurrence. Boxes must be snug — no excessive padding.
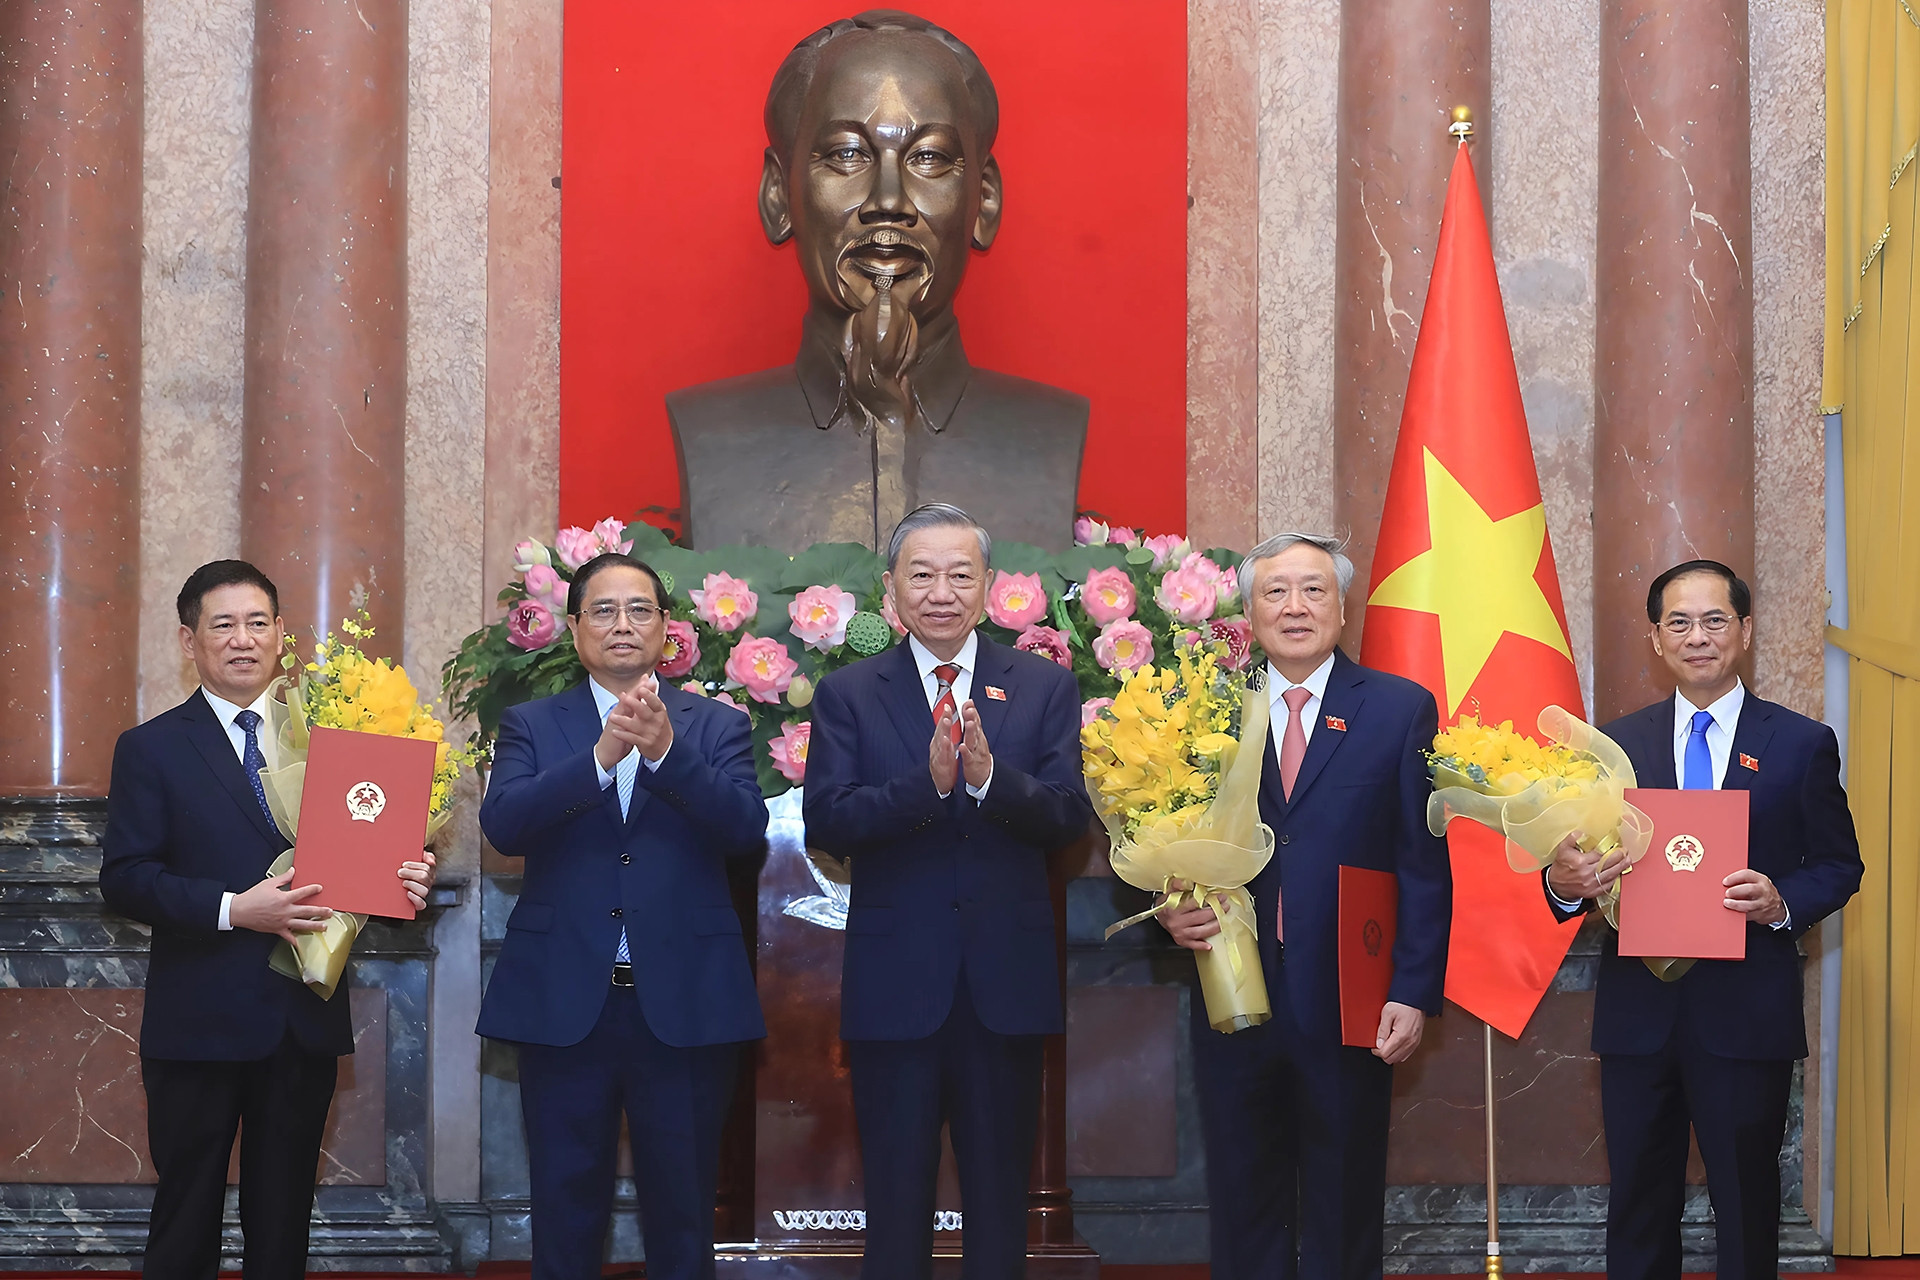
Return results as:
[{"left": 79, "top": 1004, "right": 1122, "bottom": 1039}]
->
[
  {"left": 613, "top": 743, "right": 637, "bottom": 964},
  {"left": 1682, "top": 709, "right": 1715, "bottom": 790},
  {"left": 234, "top": 709, "right": 284, "bottom": 842}
]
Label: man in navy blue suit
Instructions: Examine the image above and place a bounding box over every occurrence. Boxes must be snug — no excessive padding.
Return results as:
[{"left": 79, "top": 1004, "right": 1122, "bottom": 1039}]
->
[
  {"left": 101, "top": 560, "right": 435, "bottom": 1279},
  {"left": 803, "top": 503, "right": 1093, "bottom": 1280},
  {"left": 478, "top": 552, "right": 767, "bottom": 1280},
  {"left": 1544, "top": 560, "right": 1861, "bottom": 1280},
  {"left": 1159, "top": 532, "right": 1452, "bottom": 1280}
]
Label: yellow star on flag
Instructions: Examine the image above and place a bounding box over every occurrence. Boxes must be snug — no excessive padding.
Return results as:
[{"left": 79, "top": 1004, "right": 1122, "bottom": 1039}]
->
[{"left": 1367, "top": 447, "right": 1573, "bottom": 716}]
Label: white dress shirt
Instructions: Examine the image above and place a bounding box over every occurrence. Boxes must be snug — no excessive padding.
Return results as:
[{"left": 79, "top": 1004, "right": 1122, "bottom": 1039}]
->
[
  {"left": 1548, "top": 679, "right": 1786, "bottom": 929},
  {"left": 589, "top": 676, "right": 669, "bottom": 797},
  {"left": 202, "top": 687, "right": 277, "bottom": 932},
  {"left": 1267, "top": 652, "right": 1337, "bottom": 772},
  {"left": 1672, "top": 680, "right": 1745, "bottom": 790},
  {"left": 907, "top": 631, "right": 992, "bottom": 801}
]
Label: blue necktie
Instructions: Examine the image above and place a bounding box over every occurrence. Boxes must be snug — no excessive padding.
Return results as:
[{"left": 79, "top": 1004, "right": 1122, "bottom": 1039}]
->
[
  {"left": 1682, "top": 708, "right": 1715, "bottom": 790},
  {"left": 234, "top": 709, "right": 284, "bottom": 841}
]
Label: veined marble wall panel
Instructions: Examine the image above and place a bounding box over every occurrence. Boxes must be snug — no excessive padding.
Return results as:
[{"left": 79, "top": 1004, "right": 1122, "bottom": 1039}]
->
[
  {"left": 1254, "top": 0, "right": 1339, "bottom": 538},
  {"left": 1749, "top": 0, "right": 1826, "bottom": 720},
  {"left": 404, "top": 0, "right": 489, "bottom": 734},
  {"left": 138, "top": 0, "right": 252, "bottom": 719},
  {"left": 1491, "top": 0, "right": 1600, "bottom": 715},
  {"left": 1748, "top": 0, "right": 1828, "bottom": 1232},
  {"left": 407, "top": 0, "right": 492, "bottom": 1214}
]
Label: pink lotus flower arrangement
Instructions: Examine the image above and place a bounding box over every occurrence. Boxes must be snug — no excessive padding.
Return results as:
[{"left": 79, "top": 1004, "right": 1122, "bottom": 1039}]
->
[
  {"left": 788, "top": 585, "right": 857, "bottom": 652},
  {"left": 986, "top": 571, "right": 1048, "bottom": 630},
  {"left": 768, "top": 721, "right": 812, "bottom": 783},
  {"left": 691, "top": 572, "right": 758, "bottom": 633},
  {"left": 725, "top": 635, "right": 799, "bottom": 704},
  {"left": 449, "top": 512, "right": 1259, "bottom": 801}
]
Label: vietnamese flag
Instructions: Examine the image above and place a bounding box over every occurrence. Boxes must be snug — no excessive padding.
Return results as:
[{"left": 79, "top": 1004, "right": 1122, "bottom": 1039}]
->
[{"left": 1358, "top": 144, "right": 1584, "bottom": 1039}]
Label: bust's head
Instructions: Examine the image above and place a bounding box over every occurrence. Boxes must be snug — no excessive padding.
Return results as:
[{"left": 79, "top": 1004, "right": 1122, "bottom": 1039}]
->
[{"left": 759, "top": 11, "right": 1003, "bottom": 326}]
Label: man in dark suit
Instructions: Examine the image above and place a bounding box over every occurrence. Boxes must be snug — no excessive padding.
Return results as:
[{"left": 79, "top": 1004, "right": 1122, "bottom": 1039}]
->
[
  {"left": 100, "top": 560, "right": 435, "bottom": 1279},
  {"left": 803, "top": 502, "right": 1093, "bottom": 1280},
  {"left": 1545, "top": 559, "right": 1862, "bottom": 1280},
  {"left": 1159, "top": 532, "right": 1453, "bottom": 1280},
  {"left": 478, "top": 552, "right": 768, "bottom": 1280}
]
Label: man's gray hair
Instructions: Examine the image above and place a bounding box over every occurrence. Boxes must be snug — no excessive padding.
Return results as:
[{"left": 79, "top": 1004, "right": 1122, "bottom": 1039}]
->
[
  {"left": 1239, "top": 532, "right": 1355, "bottom": 610},
  {"left": 886, "top": 503, "right": 992, "bottom": 572}
]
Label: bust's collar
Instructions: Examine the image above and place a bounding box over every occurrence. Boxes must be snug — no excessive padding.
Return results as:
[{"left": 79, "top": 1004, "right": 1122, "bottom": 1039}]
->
[{"left": 796, "top": 308, "right": 972, "bottom": 433}]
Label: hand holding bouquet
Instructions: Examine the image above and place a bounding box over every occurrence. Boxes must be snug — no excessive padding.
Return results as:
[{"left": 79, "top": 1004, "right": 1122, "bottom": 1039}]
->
[
  {"left": 1083, "top": 648, "right": 1276, "bottom": 1032},
  {"left": 258, "top": 612, "right": 476, "bottom": 998},
  {"left": 1425, "top": 706, "right": 1654, "bottom": 931}
]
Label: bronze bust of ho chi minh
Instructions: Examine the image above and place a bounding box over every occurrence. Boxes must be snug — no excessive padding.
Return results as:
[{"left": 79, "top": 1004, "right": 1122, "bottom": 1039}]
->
[{"left": 666, "top": 10, "right": 1089, "bottom": 552}]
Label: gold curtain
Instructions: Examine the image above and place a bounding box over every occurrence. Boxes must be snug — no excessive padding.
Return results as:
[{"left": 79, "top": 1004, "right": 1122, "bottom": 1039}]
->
[{"left": 1824, "top": 0, "right": 1920, "bottom": 1255}]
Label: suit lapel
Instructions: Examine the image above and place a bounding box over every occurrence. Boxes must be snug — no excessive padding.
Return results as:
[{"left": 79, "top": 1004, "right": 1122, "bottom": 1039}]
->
[
  {"left": 180, "top": 690, "right": 279, "bottom": 843},
  {"left": 970, "top": 638, "right": 1014, "bottom": 749},
  {"left": 878, "top": 641, "right": 938, "bottom": 759},
  {"left": 1283, "top": 652, "right": 1365, "bottom": 809},
  {"left": 1722, "top": 694, "right": 1774, "bottom": 792},
  {"left": 556, "top": 681, "right": 632, "bottom": 834},
  {"left": 1633, "top": 698, "right": 1680, "bottom": 789}
]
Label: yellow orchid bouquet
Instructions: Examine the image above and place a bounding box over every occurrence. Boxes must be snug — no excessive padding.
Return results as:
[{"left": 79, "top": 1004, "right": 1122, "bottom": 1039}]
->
[
  {"left": 1083, "top": 647, "right": 1276, "bottom": 1032},
  {"left": 1426, "top": 706, "right": 1654, "bottom": 940},
  {"left": 258, "top": 612, "right": 478, "bottom": 998}
]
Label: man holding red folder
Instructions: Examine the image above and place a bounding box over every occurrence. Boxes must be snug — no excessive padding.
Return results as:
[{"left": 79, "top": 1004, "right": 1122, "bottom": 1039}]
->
[
  {"left": 1545, "top": 560, "right": 1862, "bottom": 1280},
  {"left": 1158, "top": 532, "right": 1452, "bottom": 1280},
  {"left": 101, "top": 560, "right": 436, "bottom": 1280}
]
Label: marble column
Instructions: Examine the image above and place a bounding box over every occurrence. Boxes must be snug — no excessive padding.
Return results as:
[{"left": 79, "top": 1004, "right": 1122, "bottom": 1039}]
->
[
  {"left": 1332, "top": 0, "right": 1490, "bottom": 649},
  {"left": 0, "top": 2, "right": 143, "bottom": 796},
  {"left": 240, "top": 0, "right": 408, "bottom": 653},
  {"left": 1591, "top": 1, "right": 1753, "bottom": 721},
  {"left": 1185, "top": 0, "right": 1260, "bottom": 553}
]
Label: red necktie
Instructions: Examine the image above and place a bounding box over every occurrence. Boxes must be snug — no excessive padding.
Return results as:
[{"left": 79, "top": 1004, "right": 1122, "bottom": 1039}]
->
[
  {"left": 932, "top": 662, "right": 963, "bottom": 747},
  {"left": 1276, "top": 686, "right": 1312, "bottom": 943}
]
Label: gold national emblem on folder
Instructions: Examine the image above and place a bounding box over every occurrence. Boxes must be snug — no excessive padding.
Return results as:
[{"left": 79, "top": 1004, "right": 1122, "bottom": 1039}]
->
[
  {"left": 1663, "top": 832, "right": 1704, "bottom": 872},
  {"left": 346, "top": 780, "right": 388, "bottom": 824}
]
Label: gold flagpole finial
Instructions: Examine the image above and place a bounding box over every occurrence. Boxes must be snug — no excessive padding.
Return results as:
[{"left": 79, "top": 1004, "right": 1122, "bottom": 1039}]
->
[{"left": 1449, "top": 105, "right": 1474, "bottom": 142}]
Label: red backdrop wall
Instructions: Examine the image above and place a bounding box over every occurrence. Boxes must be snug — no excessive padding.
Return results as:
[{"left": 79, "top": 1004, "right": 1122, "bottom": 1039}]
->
[{"left": 558, "top": 0, "right": 1188, "bottom": 539}]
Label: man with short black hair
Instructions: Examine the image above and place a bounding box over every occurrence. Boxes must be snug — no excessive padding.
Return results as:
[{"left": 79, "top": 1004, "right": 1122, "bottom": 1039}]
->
[
  {"left": 479, "top": 552, "right": 768, "bottom": 1280},
  {"left": 1545, "top": 559, "right": 1862, "bottom": 1280},
  {"left": 101, "top": 560, "right": 435, "bottom": 1279}
]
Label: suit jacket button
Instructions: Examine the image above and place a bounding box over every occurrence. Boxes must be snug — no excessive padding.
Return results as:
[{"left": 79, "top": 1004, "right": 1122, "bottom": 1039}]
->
[
  {"left": 951, "top": 901, "right": 960, "bottom": 912},
  {"left": 610, "top": 908, "right": 623, "bottom": 918},
  {"left": 1279, "top": 833, "right": 1291, "bottom": 845},
  {"left": 620, "top": 853, "right": 632, "bottom": 864}
]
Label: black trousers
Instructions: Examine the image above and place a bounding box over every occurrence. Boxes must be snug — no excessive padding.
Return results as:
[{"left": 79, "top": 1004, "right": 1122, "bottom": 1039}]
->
[
  {"left": 1601, "top": 1026, "right": 1795, "bottom": 1280},
  {"left": 139, "top": 1035, "right": 338, "bottom": 1280},
  {"left": 847, "top": 973, "right": 1044, "bottom": 1280},
  {"left": 516, "top": 986, "right": 740, "bottom": 1280},
  {"left": 1190, "top": 968, "right": 1395, "bottom": 1280}
]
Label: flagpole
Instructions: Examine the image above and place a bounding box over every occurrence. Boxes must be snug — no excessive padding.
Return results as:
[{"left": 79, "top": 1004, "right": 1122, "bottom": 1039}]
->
[{"left": 1483, "top": 1019, "right": 1502, "bottom": 1277}]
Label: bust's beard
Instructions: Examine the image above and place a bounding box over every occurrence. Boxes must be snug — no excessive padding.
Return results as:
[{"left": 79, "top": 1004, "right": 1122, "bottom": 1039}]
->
[{"left": 828, "top": 274, "right": 929, "bottom": 436}]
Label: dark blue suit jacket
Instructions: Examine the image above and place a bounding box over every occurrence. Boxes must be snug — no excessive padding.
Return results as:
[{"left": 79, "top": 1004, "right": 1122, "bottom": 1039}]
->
[
  {"left": 100, "top": 690, "right": 353, "bottom": 1061},
  {"left": 1549, "top": 691, "right": 1862, "bottom": 1059},
  {"left": 803, "top": 636, "right": 1093, "bottom": 1041},
  {"left": 477, "top": 679, "right": 768, "bottom": 1049},
  {"left": 1249, "top": 651, "right": 1453, "bottom": 1043}
]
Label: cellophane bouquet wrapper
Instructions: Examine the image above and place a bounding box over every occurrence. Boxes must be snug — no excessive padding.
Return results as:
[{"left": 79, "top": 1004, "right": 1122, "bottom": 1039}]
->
[
  {"left": 1426, "top": 705, "right": 1685, "bottom": 980},
  {"left": 1086, "top": 660, "right": 1276, "bottom": 1033},
  {"left": 256, "top": 624, "right": 462, "bottom": 1000}
]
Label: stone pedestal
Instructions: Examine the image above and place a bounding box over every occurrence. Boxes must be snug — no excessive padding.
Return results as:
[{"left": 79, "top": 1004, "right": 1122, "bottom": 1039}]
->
[{"left": 0, "top": 798, "right": 461, "bottom": 1271}]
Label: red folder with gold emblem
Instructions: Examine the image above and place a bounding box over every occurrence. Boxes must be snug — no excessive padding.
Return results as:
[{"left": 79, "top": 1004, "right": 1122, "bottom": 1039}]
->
[
  {"left": 1616, "top": 788, "right": 1748, "bottom": 960},
  {"left": 1339, "top": 865, "right": 1398, "bottom": 1048},
  {"left": 290, "top": 726, "right": 436, "bottom": 919}
]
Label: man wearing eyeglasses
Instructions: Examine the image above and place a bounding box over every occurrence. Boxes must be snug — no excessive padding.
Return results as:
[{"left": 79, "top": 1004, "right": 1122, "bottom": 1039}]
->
[
  {"left": 477, "top": 552, "right": 768, "bottom": 1280},
  {"left": 1543, "top": 559, "right": 1861, "bottom": 1280}
]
